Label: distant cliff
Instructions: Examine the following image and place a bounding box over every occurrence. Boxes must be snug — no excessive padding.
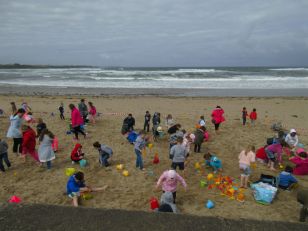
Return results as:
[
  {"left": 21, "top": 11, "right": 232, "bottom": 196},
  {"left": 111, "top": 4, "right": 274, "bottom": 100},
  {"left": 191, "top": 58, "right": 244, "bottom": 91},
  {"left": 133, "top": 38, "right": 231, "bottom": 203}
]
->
[{"left": 0, "top": 63, "right": 96, "bottom": 69}]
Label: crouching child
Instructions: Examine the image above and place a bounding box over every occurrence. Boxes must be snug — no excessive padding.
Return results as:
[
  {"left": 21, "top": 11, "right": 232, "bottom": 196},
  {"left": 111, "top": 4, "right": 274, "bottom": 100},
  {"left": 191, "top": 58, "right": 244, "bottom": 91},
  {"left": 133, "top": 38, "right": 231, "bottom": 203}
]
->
[{"left": 93, "top": 141, "right": 113, "bottom": 167}]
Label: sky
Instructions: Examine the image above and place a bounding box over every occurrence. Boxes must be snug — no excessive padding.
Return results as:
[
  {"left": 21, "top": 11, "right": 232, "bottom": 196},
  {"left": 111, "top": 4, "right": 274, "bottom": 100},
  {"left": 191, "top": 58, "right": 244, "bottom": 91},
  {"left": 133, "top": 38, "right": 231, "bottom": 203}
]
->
[{"left": 0, "top": 0, "right": 308, "bottom": 67}]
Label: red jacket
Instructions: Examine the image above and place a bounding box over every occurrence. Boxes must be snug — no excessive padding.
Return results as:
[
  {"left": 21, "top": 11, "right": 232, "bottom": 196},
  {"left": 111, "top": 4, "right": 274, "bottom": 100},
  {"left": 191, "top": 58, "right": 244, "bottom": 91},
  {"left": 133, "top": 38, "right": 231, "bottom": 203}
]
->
[
  {"left": 71, "top": 108, "right": 84, "bottom": 127},
  {"left": 250, "top": 111, "right": 257, "bottom": 120},
  {"left": 22, "top": 128, "right": 36, "bottom": 151},
  {"left": 71, "top": 143, "right": 84, "bottom": 161},
  {"left": 211, "top": 108, "right": 225, "bottom": 124},
  {"left": 290, "top": 156, "right": 308, "bottom": 175}
]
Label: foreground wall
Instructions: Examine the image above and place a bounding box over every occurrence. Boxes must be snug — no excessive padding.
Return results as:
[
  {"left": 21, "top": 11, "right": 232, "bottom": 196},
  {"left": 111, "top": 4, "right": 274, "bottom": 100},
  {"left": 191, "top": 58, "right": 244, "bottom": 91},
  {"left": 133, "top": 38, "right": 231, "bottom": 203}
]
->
[{"left": 0, "top": 204, "right": 307, "bottom": 231}]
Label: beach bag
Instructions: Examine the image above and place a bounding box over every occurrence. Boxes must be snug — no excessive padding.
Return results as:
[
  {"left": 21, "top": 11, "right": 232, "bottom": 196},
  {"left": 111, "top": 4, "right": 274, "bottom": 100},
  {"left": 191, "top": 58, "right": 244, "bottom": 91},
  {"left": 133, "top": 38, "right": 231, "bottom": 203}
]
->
[
  {"left": 251, "top": 182, "right": 278, "bottom": 205},
  {"left": 254, "top": 174, "right": 278, "bottom": 187}
]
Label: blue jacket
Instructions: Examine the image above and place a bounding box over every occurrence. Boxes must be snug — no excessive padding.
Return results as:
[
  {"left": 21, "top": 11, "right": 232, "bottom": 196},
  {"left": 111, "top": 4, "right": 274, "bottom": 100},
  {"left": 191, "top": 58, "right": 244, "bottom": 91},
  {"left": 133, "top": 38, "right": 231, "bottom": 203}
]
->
[
  {"left": 66, "top": 175, "right": 85, "bottom": 195},
  {"left": 279, "top": 171, "right": 297, "bottom": 187}
]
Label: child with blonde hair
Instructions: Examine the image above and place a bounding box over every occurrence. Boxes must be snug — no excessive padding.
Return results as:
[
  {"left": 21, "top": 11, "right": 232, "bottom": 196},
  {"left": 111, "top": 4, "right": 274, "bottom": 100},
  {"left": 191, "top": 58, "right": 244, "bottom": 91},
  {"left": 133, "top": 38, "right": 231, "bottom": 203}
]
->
[{"left": 239, "top": 145, "right": 256, "bottom": 188}]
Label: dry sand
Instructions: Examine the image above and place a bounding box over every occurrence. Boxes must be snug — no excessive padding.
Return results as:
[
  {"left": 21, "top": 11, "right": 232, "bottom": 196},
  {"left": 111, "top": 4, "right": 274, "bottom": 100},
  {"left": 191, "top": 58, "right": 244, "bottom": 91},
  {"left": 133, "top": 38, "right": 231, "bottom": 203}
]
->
[{"left": 0, "top": 95, "right": 308, "bottom": 222}]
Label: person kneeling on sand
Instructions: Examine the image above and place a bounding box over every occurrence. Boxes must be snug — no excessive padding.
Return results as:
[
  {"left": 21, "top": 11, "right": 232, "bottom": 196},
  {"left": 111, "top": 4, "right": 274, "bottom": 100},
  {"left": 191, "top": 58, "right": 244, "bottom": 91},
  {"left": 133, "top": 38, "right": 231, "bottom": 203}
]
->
[
  {"left": 71, "top": 143, "right": 85, "bottom": 164},
  {"left": 204, "top": 148, "right": 222, "bottom": 174},
  {"left": 278, "top": 165, "right": 298, "bottom": 190},
  {"left": 66, "top": 171, "right": 108, "bottom": 207}
]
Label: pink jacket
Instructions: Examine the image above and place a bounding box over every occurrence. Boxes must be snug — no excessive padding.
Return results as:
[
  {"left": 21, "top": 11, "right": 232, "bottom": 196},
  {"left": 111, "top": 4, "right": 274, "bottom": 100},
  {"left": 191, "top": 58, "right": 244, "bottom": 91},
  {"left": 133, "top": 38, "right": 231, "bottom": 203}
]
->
[
  {"left": 89, "top": 106, "right": 97, "bottom": 116},
  {"left": 239, "top": 150, "right": 255, "bottom": 166},
  {"left": 290, "top": 156, "right": 308, "bottom": 175},
  {"left": 156, "top": 170, "right": 187, "bottom": 192},
  {"left": 211, "top": 108, "right": 225, "bottom": 124},
  {"left": 71, "top": 108, "right": 83, "bottom": 127}
]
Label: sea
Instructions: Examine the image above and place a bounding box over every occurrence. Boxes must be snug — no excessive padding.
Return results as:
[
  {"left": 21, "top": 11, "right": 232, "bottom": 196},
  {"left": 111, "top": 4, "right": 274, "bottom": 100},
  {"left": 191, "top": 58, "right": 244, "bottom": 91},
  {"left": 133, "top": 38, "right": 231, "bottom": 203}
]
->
[{"left": 0, "top": 67, "right": 308, "bottom": 89}]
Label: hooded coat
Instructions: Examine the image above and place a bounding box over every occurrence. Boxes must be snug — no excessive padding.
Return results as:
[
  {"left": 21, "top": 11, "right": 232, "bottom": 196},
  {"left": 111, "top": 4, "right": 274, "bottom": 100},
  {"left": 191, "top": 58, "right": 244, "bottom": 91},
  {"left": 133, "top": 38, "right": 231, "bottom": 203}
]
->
[
  {"left": 71, "top": 143, "right": 83, "bottom": 162},
  {"left": 158, "top": 192, "right": 178, "bottom": 213}
]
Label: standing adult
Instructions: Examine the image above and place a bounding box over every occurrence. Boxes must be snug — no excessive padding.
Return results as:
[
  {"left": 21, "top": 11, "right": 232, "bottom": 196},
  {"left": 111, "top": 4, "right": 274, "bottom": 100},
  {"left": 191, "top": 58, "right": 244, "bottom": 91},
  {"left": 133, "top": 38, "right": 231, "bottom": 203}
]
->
[
  {"left": 123, "top": 114, "right": 135, "bottom": 132},
  {"left": 6, "top": 108, "right": 25, "bottom": 156},
  {"left": 69, "top": 104, "right": 86, "bottom": 140},
  {"left": 78, "top": 99, "right": 88, "bottom": 124},
  {"left": 152, "top": 112, "right": 161, "bottom": 141},
  {"left": 211, "top": 106, "right": 225, "bottom": 134},
  {"left": 144, "top": 111, "right": 151, "bottom": 132}
]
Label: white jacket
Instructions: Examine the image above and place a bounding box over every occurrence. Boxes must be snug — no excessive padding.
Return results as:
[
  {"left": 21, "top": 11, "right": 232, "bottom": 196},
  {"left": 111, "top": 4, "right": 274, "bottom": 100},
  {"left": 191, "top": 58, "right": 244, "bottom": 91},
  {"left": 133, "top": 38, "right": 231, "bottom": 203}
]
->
[{"left": 285, "top": 133, "right": 299, "bottom": 147}]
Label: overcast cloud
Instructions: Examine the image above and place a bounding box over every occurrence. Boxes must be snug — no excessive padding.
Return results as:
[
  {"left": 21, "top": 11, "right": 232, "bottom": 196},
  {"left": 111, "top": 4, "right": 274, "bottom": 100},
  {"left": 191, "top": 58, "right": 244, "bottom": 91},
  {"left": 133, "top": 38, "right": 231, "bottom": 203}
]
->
[{"left": 0, "top": 0, "right": 307, "bottom": 66}]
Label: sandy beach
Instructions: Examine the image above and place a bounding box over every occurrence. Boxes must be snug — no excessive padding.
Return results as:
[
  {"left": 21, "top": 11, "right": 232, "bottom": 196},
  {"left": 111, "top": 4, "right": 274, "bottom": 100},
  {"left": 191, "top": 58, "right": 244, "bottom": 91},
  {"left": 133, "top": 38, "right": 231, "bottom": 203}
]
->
[{"left": 0, "top": 95, "right": 308, "bottom": 222}]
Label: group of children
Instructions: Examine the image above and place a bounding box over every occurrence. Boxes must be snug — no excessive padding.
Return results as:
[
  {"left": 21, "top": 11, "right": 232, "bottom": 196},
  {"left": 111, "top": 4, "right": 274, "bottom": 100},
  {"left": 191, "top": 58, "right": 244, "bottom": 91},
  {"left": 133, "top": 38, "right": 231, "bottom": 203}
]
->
[
  {"left": 2, "top": 100, "right": 308, "bottom": 221},
  {"left": 242, "top": 107, "right": 257, "bottom": 126},
  {"left": 3, "top": 106, "right": 56, "bottom": 171}
]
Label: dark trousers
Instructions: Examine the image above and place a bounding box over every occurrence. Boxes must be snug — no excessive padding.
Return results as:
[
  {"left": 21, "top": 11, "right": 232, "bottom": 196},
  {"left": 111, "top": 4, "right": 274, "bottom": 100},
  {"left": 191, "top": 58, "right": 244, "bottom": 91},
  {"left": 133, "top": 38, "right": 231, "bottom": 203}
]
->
[
  {"left": 100, "top": 154, "right": 110, "bottom": 167},
  {"left": 243, "top": 117, "right": 247, "bottom": 125},
  {"left": 13, "top": 138, "right": 22, "bottom": 153},
  {"left": 144, "top": 121, "right": 150, "bottom": 132},
  {"left": 0, "top": 152, "right": 11, "bottom": 172},
  {"left": 60, "top": 113, "right": 65, "bottom": 120},
  {"left": 82, "top": 115, "right": 87, "bottom": 124},
  {"left": 73, "top": 126, "right": 86, "bottom": 140},
  {"left": 194, "top": 143, "right": 201, "bottom": 153},
  {"left": 163, "top": 191, "right": 177, "bottom": 203}
]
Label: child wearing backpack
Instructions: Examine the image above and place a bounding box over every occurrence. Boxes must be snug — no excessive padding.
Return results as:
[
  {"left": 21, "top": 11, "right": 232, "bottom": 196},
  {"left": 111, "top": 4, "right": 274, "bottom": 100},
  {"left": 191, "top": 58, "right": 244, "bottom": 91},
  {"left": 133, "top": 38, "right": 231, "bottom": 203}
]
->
[{"left": 93, "top": 141, "right": 113, "bottom": 167}]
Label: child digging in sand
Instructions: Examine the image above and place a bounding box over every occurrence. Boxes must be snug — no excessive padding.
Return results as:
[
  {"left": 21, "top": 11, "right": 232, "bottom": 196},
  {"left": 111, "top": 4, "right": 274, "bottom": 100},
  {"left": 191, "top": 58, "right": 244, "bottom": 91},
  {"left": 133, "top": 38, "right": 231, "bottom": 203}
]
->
[
  {"left": 265, "top": 141, "right": 286, "bottom": 171},
  {"left": 66, "top": 171, "right": 108, "bottom": 207},
  {"left": 239, "top": 145, "right": 256, "bottom": 188},
  {"left": 93, "top": 141, "right": 113, "bottom": 167},
  {"left": 278, "top": 165, "right": 298, "bottom": 190},
  {"left": 204, "top": 149, "right": 222, "bottom": 173},
  {"left": 71, "top": 143, "right": 85, "bottom": 164}
]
